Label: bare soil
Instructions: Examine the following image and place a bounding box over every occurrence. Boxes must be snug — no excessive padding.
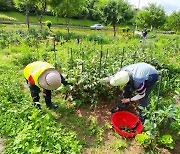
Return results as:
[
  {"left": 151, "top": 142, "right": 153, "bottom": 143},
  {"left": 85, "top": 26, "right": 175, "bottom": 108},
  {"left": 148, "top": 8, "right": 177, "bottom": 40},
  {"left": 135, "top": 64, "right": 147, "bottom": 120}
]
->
[
  {"left": 74, "top": 100, "right": 145, "bottom": 154},
  {"left": 73, "top": 100, "right": 180, "bottom": 154},
  {"left": 0, "top": 138, "right": 5, "bottom": 154}
]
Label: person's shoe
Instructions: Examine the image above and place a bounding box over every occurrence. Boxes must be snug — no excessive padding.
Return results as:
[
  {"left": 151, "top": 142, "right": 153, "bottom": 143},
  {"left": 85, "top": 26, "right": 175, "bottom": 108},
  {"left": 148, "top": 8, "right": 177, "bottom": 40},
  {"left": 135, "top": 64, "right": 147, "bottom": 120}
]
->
[
  {"left": 110, "top": 103, "right": 128, "bottom": 113},
  {"left": 110, "top": 106, "right": 121, "bottom": 113},
  {"left": 47, "top": 104, "right": 58, "bottom": 109},
  {"left": 119, "top": 102, "right": 128, "bottom": 110},
  {"left": 34, "top": 102, "right": 41, "bottom": 109},
  {"left": 138, "top": 115, "right": 145, "bottom": 124}
]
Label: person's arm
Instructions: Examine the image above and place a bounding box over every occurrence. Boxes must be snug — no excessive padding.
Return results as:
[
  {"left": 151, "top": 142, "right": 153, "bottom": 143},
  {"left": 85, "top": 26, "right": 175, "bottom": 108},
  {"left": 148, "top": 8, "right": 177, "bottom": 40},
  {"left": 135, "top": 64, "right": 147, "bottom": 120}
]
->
[
  {"left": 122, "top": 81, "right": 146, "bottom": 103},
  {"left": 130, "top": 93, "right": 145, "bottom": 101},
  {"left": 104, "top": 75, "right": 113, "bottom": 82},
  {"left": 60, "top": 74, "right": 68, "bottom": 85},
  {"left": 103, "top": 67, "right": 125, "bottom": 83},
  {"left": 60, "top": 74, "right": 72, "bottom": 86},
  {"left": 132, "top": 81, "right": 146, "bottom": 101}
]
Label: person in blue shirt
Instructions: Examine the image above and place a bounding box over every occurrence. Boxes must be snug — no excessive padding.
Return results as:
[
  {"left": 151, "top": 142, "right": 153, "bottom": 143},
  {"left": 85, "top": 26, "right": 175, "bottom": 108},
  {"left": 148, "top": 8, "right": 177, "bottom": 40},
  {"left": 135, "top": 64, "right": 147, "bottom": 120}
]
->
[
  {"left": 104, "top": 62, "right": 158, "bottom": 122},
  {"left": 142, "top": 28, "right": 148, "bottom": 39}
]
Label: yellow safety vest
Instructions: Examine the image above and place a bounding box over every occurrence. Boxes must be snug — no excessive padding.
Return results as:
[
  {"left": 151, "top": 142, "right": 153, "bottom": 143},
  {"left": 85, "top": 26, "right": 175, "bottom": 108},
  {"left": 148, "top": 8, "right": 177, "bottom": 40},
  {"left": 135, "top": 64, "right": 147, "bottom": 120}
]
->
[{"left": 24, "top": 61, "right": 54, "bottom": 88}]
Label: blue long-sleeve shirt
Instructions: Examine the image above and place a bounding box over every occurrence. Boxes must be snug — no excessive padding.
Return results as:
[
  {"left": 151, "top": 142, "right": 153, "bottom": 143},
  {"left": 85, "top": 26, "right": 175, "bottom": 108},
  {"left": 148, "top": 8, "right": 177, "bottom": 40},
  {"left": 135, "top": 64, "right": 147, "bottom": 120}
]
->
[{"left": 120, "top": 62, "right": 158, "bottom": 100}]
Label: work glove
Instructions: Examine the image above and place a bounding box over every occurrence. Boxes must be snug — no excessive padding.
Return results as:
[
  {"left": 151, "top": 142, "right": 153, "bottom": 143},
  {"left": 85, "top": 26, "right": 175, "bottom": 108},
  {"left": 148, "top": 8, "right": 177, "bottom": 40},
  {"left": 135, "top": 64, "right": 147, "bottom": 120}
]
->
[
  {"left": 66, "top": 82, "right": 73, "bottom": 86},
  {"left": 65, "top": 84, "right": 73, "bottom": 91},
  {"left": 99, "top": 76, "right": 113, "bottom": 84}
]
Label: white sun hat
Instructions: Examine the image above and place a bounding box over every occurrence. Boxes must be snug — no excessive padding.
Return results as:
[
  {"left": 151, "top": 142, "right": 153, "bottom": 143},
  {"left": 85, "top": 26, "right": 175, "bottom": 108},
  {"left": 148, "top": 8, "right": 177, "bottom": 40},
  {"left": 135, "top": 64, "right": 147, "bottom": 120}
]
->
[
  {"left": 110, "top": 71, "right": 129, "bottom": 86},
  {"left": 38, "top": 68, "right": 61, "bottom": 90}
]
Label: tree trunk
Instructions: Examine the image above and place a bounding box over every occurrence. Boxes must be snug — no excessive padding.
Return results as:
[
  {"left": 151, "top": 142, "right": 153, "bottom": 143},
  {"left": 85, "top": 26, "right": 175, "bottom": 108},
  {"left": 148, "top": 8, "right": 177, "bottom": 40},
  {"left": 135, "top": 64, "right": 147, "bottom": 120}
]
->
[
  {"left": 37, "top": 14, "right": 43, "bottom": 31},
  {"left": 56, "top": 16, "right": 59, "bottom": 24},
  {"left": 35, "top": 11, "right": 43, "bottom": 32},
  {"left": 65, "top": 18, "right": 70, "bottom": 34},
  {"left": 150, "top": 25, "right": 153, "bottom": 31},
  {"left": 25, "top": 4, "right": 30, "bottom": 31},
  {"left": 35, "top": 0, "right": 47, "bottom": 32},
  {"left": 113, "top": 25, "right": 116, "bottom": 37}
]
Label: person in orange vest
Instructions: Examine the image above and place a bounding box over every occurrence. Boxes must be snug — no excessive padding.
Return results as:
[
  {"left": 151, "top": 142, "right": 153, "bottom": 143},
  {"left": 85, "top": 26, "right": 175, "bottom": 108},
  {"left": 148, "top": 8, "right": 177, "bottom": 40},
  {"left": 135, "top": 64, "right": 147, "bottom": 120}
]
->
[{"left": 24, "top": 61, "right": 70, "bottom": 109}]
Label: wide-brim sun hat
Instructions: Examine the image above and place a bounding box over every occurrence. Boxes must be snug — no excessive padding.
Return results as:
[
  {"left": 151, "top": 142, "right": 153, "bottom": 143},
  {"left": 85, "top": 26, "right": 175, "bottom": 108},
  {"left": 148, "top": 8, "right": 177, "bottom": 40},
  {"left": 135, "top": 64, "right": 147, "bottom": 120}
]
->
[
  {"left": 110, "top": 71, "right": 129, "bottom": 86},
  {"left": 38, "top": 68, "right": 61, "bottom": 90}
]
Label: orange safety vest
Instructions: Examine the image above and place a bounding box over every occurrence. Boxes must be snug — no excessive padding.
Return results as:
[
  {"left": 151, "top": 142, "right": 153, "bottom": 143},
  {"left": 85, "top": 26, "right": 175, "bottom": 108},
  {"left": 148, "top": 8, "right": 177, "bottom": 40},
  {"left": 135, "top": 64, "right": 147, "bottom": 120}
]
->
[{"left": 24, "top": 61, "right": 54, "bottom": 88}]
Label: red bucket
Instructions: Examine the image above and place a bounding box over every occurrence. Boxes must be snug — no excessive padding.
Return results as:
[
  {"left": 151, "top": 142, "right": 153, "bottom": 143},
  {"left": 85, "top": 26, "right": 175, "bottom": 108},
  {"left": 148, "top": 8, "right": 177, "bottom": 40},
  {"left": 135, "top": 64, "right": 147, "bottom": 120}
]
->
[{"left": 111, "top": 111, "right": 143, "bottom": 138}]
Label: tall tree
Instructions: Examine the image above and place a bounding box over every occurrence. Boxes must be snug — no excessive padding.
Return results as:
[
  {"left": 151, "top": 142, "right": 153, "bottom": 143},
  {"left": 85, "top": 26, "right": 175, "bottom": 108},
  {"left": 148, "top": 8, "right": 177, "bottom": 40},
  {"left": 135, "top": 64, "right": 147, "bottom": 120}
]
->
[
  {"left": 102, "top": 0, "right": 134, "bottom": 37},
  {"left": 167, "top": 11, "right": 180, "bottom": 32},
  {"left": 135, "top": 10, "right": 150, "bottom": 29},
  {"left": 85, "top": 0, "right": 102, "bottom": 21},
  {"left": 48, "top": 0, "right": 63, "bottom": 23},
  {"left": 144, "top": 3, "right": 166, "bottom": 30},
  {"left": 0, "top": 0, "right": 15, "bottom": 11},
  {"left": 13, "top": 0, "right": 35, "bottom": 30},
  {"left": 34, "top": 0, "right": 48, "bottom": 31},
  {"left": 50, "top": 0, "right": 86, "bottom": 33}
]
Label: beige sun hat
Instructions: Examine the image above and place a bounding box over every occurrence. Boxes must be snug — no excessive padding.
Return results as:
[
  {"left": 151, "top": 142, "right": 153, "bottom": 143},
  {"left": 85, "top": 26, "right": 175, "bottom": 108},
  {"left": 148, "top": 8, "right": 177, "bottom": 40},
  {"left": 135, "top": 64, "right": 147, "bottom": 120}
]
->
[
  {"left": 110, "top": 71, "right": 129, "bottom": 86},
  {"left": 38, "top": 68, "right": 61, "bottom": 90}
]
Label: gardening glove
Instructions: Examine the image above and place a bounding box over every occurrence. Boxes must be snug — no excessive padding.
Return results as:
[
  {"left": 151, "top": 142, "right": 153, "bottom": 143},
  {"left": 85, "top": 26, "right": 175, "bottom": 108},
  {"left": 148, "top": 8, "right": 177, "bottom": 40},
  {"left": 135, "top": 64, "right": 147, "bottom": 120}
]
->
[
  {"left": 100, "top": 76, "right": 113, "bottom": 84},
  {"left": 65, "top": 84, "right": 73, "bottom": 91},
  {"left": 99, "top": 78, "right": 106, "bottom": 84},
  {"left": 104, "top": 76, "right": 113, "bottom": 82}
]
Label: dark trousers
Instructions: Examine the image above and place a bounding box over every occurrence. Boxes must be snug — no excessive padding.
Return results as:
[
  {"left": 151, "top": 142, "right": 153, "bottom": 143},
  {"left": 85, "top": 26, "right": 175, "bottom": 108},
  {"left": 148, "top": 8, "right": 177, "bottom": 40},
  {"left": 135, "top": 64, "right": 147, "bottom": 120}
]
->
[{"left": 26, "top": 80, "right": 52, "bottom": 107}]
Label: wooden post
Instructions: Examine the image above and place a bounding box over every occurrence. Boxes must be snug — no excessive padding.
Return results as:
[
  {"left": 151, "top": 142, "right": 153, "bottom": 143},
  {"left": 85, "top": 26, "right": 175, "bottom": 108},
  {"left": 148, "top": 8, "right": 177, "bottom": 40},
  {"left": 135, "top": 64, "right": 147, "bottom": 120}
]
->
[
  {"left": 99, "top": 40, "right": 103, "bottom": 78},
  {"left": 120, "top": 47, "right": 125, "bottom": 68},
  {"left": 82, "top": 48, "right": 84, "bottom": 73},
  {"left": 53, "top": 37, "right": 57, "bottom": 68},
  {"left": 104, "top": 48, "right": 109, "bottom": 74},
  {"left": 99, "top": 50, "right": 103, "bottom": 78},
  {"left": 133, "top": 51, "right": 137, "bottom": 63}
]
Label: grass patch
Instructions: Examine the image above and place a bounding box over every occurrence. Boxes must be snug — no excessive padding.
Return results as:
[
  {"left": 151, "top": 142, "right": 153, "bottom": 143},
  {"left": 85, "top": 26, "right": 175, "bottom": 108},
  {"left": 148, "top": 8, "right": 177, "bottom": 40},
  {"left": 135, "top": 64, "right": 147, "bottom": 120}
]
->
[
  {"left": 0, "top": 14, "right": 17, "bottom": 21},
  {"left": 0, "top": 11, "right": 97, "bottom": 27}
]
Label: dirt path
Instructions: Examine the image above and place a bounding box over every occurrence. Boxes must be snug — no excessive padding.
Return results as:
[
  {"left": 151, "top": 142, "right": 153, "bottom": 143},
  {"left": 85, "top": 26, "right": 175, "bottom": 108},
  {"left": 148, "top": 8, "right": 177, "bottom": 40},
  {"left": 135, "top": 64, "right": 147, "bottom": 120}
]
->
[{"left": 0, "top": 138, "right": 5, "bottom": 154}]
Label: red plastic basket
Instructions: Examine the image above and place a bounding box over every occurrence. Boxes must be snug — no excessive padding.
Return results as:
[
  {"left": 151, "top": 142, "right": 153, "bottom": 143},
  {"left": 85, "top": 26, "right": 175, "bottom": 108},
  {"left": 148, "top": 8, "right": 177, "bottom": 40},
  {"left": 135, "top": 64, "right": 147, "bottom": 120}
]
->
[{"left": 111, "top": 111, "right": 143, "bottom": 138}]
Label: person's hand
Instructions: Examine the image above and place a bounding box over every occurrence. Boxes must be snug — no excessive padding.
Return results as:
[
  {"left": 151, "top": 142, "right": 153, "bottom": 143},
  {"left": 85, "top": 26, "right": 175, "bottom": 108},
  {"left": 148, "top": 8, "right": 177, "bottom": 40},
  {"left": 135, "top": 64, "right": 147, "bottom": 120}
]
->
[
  {"left": 104, "top": 76, "right": 112, "bottom": 82},
  {"left": 99, "top": 78, "right": 106, "bottom": 84},
  {"left": 121, "top": 98, "right": 131, "bottom": 103},
  {"left": 65, "top": 84, "right": 72, "bottom": 90},
  {"left": 99, "top": 76, "right": 112, "bottom": 84},
  {"left": 66, "top": 82, "right": 73, "bottom": 86}
]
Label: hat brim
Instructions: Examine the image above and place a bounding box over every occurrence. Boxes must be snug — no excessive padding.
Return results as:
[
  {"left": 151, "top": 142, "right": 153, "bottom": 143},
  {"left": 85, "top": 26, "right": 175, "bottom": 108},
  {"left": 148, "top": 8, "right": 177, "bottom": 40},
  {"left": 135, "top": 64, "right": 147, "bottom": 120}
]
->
[{"left": 38, "top": 68, "right": 61, "bottom": 90}]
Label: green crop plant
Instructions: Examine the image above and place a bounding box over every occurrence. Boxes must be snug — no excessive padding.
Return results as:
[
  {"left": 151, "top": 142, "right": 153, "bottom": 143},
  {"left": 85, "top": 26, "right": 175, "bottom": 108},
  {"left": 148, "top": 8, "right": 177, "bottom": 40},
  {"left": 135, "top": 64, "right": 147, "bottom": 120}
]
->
[
  {"left": 95, "top": 127, "right": 104, "bottom": 147},
  {"left": 88, "top": 115, "right": 98, "bottom": 136},
  {"left": 157, "top": 135, "right": 174, "bottom": 149},
  {"left": 135, "top": 132, "right": 151, "bottom": 147},
  {"left": 110, "top": 140, "right": 127, "bottom": 151}
]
